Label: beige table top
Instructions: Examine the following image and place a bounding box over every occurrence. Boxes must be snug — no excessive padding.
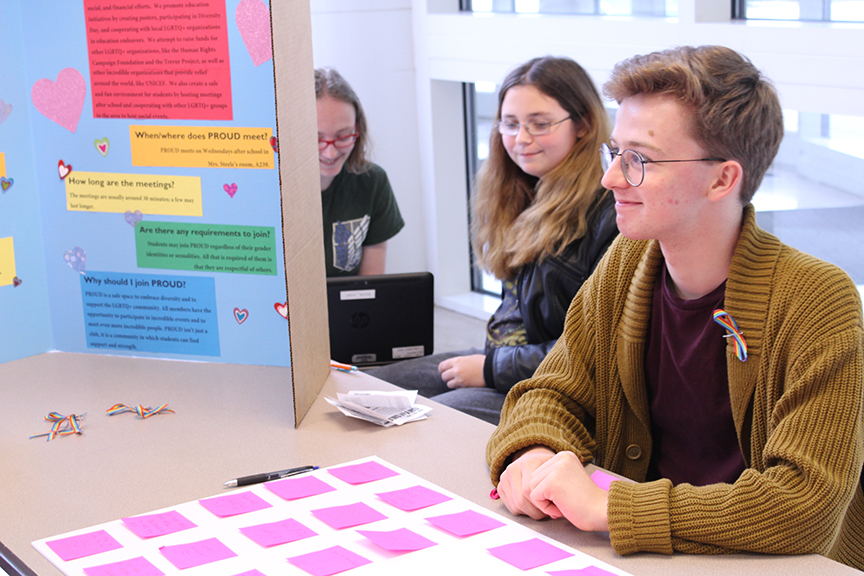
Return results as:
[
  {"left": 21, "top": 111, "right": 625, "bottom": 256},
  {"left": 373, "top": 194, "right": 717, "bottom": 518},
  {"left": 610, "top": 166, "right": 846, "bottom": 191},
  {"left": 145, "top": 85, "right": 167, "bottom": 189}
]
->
[{"left": 0, "top": 352, "right": 858, "bottom": 575}]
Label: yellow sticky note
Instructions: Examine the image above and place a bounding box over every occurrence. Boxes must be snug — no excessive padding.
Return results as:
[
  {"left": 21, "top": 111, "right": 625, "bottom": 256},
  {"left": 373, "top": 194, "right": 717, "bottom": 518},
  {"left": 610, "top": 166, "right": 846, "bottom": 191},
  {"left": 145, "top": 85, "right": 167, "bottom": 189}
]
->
[
  {"left": 0, "top": 237, "right": 15, "bottom": 287},
  {"left": 0, "top": 152, "right": 6, "bottom": 177},
  {"left": 65, "top": 172, "right": 202, "bottom": 216},
  {"left": 129, "top": 125, "right": 275, "bottom": 169}
]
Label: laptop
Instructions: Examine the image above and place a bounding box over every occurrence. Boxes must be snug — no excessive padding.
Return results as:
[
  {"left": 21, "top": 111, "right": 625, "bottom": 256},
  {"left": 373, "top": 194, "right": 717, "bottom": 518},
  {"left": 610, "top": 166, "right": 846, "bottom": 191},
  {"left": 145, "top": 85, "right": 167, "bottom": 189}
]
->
[{"left": 326, "top": 272, "right": 434, "bottom": 367}]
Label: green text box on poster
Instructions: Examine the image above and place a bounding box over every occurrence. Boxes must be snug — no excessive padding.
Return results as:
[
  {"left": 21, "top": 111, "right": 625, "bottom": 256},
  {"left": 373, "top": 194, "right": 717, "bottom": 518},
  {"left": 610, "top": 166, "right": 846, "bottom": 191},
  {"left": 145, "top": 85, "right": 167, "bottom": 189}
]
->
[{"left": 135, "top": 222, "right": 277, "bottom": 275}]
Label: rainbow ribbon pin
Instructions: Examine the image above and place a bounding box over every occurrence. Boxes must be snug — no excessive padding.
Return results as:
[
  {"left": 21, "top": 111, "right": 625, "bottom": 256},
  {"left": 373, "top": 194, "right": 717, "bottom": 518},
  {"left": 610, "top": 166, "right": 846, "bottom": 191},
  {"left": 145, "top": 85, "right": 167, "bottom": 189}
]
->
[
  {"left": 106, "top": 403, "right": 175, "bottom": 419},
  {"left": 713, "top": 309, "right": 748, "bottom": 362},
  {"left": 29, "top": 412, "right": 84, "bottom": 441}
]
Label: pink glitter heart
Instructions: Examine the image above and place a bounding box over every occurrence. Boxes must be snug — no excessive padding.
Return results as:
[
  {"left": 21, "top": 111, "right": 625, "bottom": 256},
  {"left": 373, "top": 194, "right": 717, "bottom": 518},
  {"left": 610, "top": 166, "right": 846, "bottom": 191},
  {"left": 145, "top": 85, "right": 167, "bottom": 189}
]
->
[
  {"left": 31, "top": 68, "right": 86, "bottom": 133},
  {"left": 236, "top": 0, "right": 273, "bottom": 67},
  {"left": 224, "top": 183, "right": 238, "bottom": 198}
]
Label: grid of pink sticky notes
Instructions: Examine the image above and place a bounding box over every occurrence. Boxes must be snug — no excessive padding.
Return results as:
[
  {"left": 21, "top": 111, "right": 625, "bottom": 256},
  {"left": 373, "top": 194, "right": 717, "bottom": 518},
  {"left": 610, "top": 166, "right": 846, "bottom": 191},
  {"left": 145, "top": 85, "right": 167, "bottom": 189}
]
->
[
  {"left": 159, "top": 537, "right": 237, "bottom": 570},
  {"left": 356, "top": 528, "right": 437, "bottom": 552},
  {"left": 288, "top": 545, "right": 371, "bottom": 576},
  {"left": 121, "top": 510, "right": 197, "bottom": 539},
  {"left": 240, "top": 518, "right": 318, "bottom": 547},
  {"left": 83, "top": 556, "right": 164, "bottom": 576},
  {"left": 375, "top": 485, "right": 452, "bottom": 511},
  {"left": 488, "top": 537, "right": 574, "bottom": 571},
  {"left": 548, "top": 567, "right": 618, "bottom": 576},
  {"left": 199, "top": 491, "right": 272, "bottom": 517},
  {"left": 311, "top": 502, "right": 387, "bottom": 530},
  {"left": 265, "top": 475, "right": 337, "bottom": 501},
  {"left": 425, "top": 509, "right": 506, "bottom": 537},
  {"left": 327, "top": 460, "right": 399, "bottom": 485},
  {"left": 46, "top": 530, "right": 123, "bottom": 561}
]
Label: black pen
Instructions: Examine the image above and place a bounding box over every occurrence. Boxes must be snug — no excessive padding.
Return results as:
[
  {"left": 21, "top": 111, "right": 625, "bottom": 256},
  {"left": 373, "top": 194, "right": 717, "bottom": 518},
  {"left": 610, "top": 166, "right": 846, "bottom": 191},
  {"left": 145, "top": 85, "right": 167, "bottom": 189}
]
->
[{"left": 223, "top": 466, "right": 318, "bottom": 488}]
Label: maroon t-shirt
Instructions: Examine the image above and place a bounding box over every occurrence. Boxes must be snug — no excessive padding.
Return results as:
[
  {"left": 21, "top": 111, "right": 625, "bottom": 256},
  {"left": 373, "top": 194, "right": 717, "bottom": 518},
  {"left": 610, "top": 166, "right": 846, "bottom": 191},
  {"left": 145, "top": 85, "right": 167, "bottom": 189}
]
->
[{"left": 644, "top": 264, "right": 746, "bottom": 486}]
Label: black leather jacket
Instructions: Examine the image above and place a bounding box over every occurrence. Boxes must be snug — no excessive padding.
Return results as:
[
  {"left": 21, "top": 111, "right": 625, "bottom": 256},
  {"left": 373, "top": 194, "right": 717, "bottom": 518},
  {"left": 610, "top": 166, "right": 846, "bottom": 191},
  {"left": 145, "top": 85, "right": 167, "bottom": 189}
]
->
[{"left": 483, "top": 190, "right": 618, "bottom": 393}]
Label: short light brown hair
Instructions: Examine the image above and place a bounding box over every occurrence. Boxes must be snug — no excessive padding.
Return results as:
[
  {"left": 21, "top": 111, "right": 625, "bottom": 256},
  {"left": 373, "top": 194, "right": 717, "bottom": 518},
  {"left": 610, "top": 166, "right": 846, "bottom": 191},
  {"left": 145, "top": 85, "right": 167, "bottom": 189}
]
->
[
  {"left": 603, "top": 45, "right": 783, "bottom": 203},
  {"left": 315, "top": 67, "right": 370, "bottom": 174}
]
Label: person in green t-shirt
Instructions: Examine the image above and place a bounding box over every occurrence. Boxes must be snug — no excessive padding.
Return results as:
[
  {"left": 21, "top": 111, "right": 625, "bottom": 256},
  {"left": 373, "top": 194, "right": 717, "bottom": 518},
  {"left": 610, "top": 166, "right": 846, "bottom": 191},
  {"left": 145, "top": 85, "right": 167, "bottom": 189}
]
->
[{"left": 315, "top": 68, "right": 404, "bottom": 277}]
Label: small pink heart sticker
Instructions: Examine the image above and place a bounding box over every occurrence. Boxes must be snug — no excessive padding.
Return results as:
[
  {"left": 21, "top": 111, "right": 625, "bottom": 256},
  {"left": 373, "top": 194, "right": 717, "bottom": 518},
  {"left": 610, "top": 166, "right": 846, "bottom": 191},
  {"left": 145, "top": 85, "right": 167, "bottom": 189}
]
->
[
  {"left": 224, "top": 183, "right": 238, "bottom": 198},
  {"left": 234, "top": 308, "right": 249, "bottom": 324},
  {"left": 274, "top": 302, "right": 288, "bottom": 319},
  {"left": 58, "top": 160, "right": 72, "bottom": 179}
]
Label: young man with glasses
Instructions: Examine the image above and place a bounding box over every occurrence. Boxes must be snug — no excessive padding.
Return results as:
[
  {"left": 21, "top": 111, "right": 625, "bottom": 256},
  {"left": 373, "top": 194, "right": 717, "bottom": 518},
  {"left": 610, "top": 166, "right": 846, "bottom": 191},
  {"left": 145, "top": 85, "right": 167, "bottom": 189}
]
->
[{"left": 487, "top": 45, "right": 864, "bottom": 569}]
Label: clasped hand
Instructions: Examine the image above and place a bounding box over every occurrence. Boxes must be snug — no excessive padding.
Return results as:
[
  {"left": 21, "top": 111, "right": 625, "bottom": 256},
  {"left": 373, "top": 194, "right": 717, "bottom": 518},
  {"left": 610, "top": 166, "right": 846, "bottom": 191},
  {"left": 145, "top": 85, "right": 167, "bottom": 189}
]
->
[
  {"left": 438, "top": 354, "right": 486, "bottom": 388},
  {"left": 496, "top": 446, "right": 610, "bottom": 532}
]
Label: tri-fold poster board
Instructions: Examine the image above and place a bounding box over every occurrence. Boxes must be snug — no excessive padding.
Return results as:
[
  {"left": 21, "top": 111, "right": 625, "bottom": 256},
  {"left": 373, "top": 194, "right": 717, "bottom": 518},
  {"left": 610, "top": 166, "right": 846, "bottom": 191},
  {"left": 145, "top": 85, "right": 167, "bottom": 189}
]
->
[
  {"left": 33, "top": 456, "right": 634, "bottom": 576},
  {"left": 0, "top": 0, "right": 329, "bottom": 423}
]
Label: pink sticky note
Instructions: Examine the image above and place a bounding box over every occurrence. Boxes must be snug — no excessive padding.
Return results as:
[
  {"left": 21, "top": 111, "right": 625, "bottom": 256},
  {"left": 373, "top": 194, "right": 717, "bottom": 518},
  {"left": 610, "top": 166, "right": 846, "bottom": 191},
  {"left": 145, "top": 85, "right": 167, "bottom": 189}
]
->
[
  {"left": 288, "top": 545, "right": 371, "bottom": 576},
  {"left": 488, "top": 538, "right": 574, "bottom": 571},
  {"left": 548, "top": 567, "right": 618, "bottom": 576},
  {"left": 233, "top": 571, "right": 267, "bottom": 576},
  {"left": 199, "top": 491, "right": 272, "bottom": 517},
  {"left": 83, "top": 556, "right": 164, "bottom": 576},
  {"left": 240, "top": 518, "right": 318, "bottom": 547},
  {"left": 122, "top": 510, "right": 197, "bottom": 539},
  {"left": 327, "top": 461, "right": 398, "bottom": 485},
  {"left": 159, "top": 537, "right": 237, "bottom": 570},
  {"left": 356, "top": 528, "right": 437, "bottom": 552},
  {"left": 265, "top": 475, "right": 337, "bottom": 501},
  {"left": 425, "top": 509, "right": 506, "bottom": 537},
  {"left": 375, "top": 485, "right": 452, "bottom": 511},
  {"left": 590, "top": 469, "right": 618, "bottom": 492},
  {"left": 311, "top": 502, "right": 387, "bottom": 530},
  {"left": 46, "top": 530, "right": 123, "bottom": 561}
]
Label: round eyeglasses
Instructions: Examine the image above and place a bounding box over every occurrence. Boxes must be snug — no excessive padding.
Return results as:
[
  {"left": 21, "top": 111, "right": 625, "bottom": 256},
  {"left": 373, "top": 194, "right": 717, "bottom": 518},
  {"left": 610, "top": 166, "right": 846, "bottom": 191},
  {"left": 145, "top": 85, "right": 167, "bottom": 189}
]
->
[
  {"left": 495, "top": 117, "right": 571, "bottom": 137},
  {"left": 319, "top": 132, "right": 358, "bottom": 151},
  {"left": 599, "top": 143, "right": 726, "bottom": 187}
]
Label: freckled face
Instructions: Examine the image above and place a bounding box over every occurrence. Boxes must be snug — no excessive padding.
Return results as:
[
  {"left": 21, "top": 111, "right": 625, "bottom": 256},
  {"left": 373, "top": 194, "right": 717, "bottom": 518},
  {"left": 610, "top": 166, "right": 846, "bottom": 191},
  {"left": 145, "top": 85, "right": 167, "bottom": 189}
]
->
[
  {"left": 317, "top": 95, "right": 356, "bottom": 190},
  {"left": 499, "top": 84, "right": 578, "bottom": 178},
  {"left": 601, "top": 93, "right": 722, "bottom": 245}
]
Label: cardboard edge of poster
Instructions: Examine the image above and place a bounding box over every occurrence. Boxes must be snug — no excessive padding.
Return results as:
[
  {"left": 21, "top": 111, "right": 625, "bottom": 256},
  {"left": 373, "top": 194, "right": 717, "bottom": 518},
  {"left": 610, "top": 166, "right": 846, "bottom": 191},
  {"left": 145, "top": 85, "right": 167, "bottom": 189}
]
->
[{"left": 271, "top": 0, "right": 331, "bottom": 427}]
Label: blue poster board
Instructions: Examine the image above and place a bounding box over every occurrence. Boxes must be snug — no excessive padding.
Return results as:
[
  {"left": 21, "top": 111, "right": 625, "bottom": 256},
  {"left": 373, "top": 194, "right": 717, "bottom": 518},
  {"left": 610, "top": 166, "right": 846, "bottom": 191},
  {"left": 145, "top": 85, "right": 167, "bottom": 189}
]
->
[{"left": 0, "top": 0, "right": 292, "bottom": 367}]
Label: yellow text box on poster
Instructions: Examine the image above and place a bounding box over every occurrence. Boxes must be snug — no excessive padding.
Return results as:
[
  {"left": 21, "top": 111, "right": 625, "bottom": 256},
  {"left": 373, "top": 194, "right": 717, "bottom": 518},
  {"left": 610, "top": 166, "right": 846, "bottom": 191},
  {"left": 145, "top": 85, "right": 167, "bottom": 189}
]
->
[
  {"left": 65, "top": 172, "right": 202, "bottom": 216},
  {"left": 0, "top": 152, "right": 6, "bottom": 177},
  {"left": 0, "top": 237, "right": 15, "bottom": 287},
  {"left": 129, "top": 126, "right": 275, "bottom": 169}
]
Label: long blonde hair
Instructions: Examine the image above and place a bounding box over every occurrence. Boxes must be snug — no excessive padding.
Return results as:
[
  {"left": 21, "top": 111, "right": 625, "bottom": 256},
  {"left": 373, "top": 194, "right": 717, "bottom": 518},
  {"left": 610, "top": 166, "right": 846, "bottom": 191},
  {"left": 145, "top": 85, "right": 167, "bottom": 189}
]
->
[{"left": 472, "top": 56, "right": 610, "bottom": 280}]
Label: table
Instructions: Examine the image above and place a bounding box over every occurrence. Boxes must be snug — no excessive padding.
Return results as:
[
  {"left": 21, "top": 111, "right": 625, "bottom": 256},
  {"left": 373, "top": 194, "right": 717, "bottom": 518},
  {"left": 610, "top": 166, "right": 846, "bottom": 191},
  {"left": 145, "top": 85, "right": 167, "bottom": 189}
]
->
[{"left": 0, "top": 353, "right": 858, "bottom": 575}]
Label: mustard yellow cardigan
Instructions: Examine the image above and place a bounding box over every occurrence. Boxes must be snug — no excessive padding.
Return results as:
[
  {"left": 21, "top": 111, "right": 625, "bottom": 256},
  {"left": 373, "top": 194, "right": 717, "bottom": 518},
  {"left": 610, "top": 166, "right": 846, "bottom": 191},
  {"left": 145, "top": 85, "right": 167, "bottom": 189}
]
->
[{"left": 487, "top": 206, "right": 864, "bottom": 569}]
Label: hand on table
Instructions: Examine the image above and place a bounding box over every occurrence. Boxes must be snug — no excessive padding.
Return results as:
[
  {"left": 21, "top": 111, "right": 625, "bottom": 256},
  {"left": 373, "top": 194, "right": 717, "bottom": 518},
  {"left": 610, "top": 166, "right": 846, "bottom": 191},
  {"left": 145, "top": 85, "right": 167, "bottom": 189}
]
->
[
  {"left": 438, "top": 354, "right": 486, "bottom": 388},
  {"left": 498, "top": 447, "right": 609, "bottom": 531}
]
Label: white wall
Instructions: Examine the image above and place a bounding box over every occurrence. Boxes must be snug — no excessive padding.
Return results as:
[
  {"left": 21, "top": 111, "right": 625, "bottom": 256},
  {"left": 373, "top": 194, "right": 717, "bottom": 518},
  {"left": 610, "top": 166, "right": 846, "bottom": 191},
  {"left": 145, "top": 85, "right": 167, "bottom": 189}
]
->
[{"left": 311, "top": 0, "right": 864, "bottom": 308}]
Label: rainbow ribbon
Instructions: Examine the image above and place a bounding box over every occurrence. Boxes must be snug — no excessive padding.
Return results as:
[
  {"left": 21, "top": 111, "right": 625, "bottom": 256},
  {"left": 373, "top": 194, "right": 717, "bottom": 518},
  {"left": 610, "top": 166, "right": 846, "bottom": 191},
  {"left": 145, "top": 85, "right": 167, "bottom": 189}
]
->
[
  {"left": 713, "top": 309, "right": 748, "bottom": 362},
  {"left": 106, "top": 403, "right": 175, "bottom": 419},
  {"left": 29, "top": 412, "right": 84, "bottom": 441}
]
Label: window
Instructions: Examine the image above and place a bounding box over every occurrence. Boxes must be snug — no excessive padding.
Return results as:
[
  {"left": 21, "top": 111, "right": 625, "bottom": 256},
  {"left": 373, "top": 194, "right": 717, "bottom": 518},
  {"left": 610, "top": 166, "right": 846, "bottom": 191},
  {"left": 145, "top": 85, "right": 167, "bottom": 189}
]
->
[
  {"left": 462, "top": 0, "right": 677, "bottom": 16},
  {"left": 736, "top": 0, "right": 864, "bottom": 21}
]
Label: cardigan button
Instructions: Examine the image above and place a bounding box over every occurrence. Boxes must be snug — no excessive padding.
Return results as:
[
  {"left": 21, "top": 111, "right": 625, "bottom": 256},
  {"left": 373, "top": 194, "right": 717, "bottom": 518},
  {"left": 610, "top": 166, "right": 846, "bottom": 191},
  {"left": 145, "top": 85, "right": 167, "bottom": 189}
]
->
[{"left": 625, "top": 444, "right": 642, "bottom": 460}]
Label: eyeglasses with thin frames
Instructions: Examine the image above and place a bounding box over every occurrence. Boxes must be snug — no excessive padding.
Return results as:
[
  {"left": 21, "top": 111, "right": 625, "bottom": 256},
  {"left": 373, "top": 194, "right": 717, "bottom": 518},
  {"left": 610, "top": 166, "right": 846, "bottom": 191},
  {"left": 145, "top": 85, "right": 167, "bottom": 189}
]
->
[
  {"left": 495, "top": 117, "right": 572, "bottom": 137},
  {"left": 319, "top": 132, "right": 358, "bottom": 151},
  {"left": 600, "top": 143, "right": 726, "bottom": 187}
]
